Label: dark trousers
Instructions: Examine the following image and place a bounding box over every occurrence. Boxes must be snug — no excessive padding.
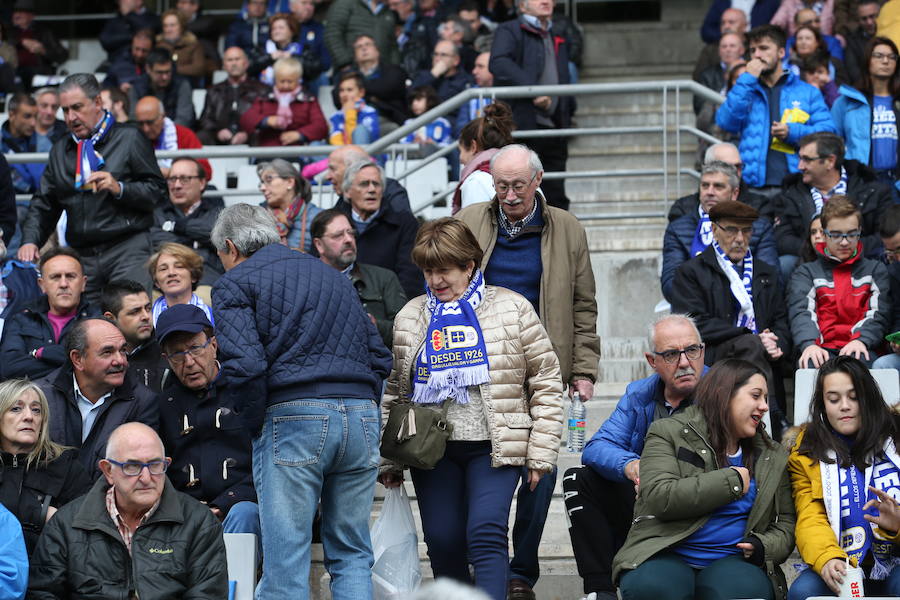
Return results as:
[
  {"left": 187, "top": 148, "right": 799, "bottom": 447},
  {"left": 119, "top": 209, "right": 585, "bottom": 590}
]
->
[
  {"left": 410, "top": 441, "right": 520, "bottom": 600},
  {"left": 619, "top": 552, "right": 774, "bottom": 600},
  {"left": 75, "top": 231, "right": 153, "bottom": 304},
  {"left": 525, "top": 134, "right": 570, "bottom": 211},
  {"left": 712, "top": 333, "right": 787, "bottom": 426},
  {"left": 562, "top": 465, "right": 636, "bottom": 594},
  {"left": 509, "top": 465, "right": 557, "bottom": 586}
]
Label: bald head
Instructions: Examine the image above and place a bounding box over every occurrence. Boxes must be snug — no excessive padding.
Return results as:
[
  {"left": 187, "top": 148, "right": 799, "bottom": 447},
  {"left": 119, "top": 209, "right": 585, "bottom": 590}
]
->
[
  {"left": 720, "top": 8, "right": 747, "bottom": 34},
  {"left": 795, "top": 8, "right": 820, "bottom": 28},
  {"left": 327, "top": 144, "right": 371, "bottom": 194},
  {"left": 135, "top": 96, "right": 165, "bottom": 142},
  {"left": 105, "top": 422, "right": 166, "bottom": 461},
  {"left": 706, "top": 142, "right": 744, "bottom": 180}
]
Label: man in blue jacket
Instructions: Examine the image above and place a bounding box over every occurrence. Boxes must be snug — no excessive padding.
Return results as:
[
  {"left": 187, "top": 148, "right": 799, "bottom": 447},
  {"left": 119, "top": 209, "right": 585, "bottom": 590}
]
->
[
  {"left": 716, "top": 24, "right": 836, "bottom": 194},
  {"left": 562, "top": 314, "right": 706, "bottom": 600},
  {"left": 210, "top": 203, "right": 392, "bottom": 600}
]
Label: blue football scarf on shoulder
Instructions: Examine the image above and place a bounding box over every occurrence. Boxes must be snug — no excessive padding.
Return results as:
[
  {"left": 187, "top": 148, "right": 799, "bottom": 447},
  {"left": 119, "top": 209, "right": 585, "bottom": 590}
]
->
[
  {"left": 74, "top": 110, "right": 114, "bottom": 190},
  {"left": 711, "top": 240, "right": 757, "bottom": 333},
  {"left": 690, "top": 205, "right": 714, "bottom": 257},
  {"left": 412, "top": 269, "right": 489, "bottom": 405}
]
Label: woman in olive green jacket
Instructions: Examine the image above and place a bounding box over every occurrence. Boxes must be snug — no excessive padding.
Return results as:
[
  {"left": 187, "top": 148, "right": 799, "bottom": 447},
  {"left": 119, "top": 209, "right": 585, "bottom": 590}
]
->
[{"left": 613, "top": 359, "right": 796, "bottom": 600}]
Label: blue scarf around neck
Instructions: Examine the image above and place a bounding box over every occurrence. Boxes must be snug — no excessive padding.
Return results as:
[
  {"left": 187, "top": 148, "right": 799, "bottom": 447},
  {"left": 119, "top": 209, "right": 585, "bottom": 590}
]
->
[
  {"left": 691, "top": 204, "right": 714, "bottom": 256},
  {"left": 412, "top": 269, "right": 490, "bottom": 405},
  {"left": 73, "top": 110, "right": 114, "bottom": 190}
]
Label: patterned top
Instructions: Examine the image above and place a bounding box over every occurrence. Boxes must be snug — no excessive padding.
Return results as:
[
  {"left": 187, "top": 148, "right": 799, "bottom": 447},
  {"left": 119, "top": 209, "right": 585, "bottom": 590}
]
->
[
  {"left": 498, "top": 197, "right": 540, "bottom": 238},
  {"left": 105, "top": 486, "right": 160, "bottom": 555}
]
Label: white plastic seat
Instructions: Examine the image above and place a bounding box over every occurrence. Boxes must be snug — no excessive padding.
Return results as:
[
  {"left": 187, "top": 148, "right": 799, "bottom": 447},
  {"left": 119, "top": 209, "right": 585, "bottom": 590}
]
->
[
  {"left": 223, "top": 533, "right": 257, "bottom": 600},
  {"left": 225, "top": 164, "right": 262, "bottom": 207},
  {"left": 192, "top": 89, "right": 207, "bottom": 120}
]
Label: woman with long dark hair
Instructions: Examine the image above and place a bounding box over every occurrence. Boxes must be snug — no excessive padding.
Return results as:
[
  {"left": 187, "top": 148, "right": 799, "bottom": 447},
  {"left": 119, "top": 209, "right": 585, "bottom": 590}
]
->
[
  {"left": 832, "top": 36, "right": 900, "bottom": 191},
  {"left": 613, "top": 359, "right": 795, "bottom": 600},
  {"left": 788, "top": 355, "right": 900, "bottom": 599}
]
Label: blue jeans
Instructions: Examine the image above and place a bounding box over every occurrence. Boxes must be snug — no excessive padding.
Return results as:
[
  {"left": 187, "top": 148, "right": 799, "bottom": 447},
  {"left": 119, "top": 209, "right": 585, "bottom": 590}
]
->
[
  {"left": 410, "top": 441, "right": 521, "bottom": 600},
  {"left": 873, "top": 352, "right": 900, "bottom": 371},
  {"left": 252, "top": 398, "right": 380, "bottom": 600},
  {"left": 509, "top": 465, "right": 558, "bottom": 586},
  {"left": 223, "top": 501, "right": 262, "bottom": 567},
  {"left": 788, "top": 565, "right": 900, "bottom": 600}
]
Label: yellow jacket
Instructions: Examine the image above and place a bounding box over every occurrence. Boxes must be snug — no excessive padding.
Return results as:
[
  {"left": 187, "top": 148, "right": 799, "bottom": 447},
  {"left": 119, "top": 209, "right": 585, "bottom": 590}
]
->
[
  {"left": 878, "top": 1, "right": 900, "bottom": 53},
  {"left": 789, "top": 429, "right": 900, "bottom": 574}
]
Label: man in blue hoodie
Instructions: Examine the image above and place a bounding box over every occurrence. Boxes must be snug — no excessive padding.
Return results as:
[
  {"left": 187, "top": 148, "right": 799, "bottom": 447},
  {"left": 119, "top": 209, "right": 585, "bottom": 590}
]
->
[
  {"left": 563, "top": 314, "right": 706, "bottom": 600},
  {"left": 716, "top": 24, "right": 836, "bottom": 195}
]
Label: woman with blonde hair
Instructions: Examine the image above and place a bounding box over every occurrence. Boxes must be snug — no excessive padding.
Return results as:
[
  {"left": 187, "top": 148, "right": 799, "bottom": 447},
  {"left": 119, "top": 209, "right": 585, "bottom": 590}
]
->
[
  {"left": 379, "top": 217, "right": 563, "bottom": 600},
  {"left": 0, "top": 379, "right": 90, "bottom": 554},
  {"left": 147, "top": 242, "right": 213, "bottom": 326}
]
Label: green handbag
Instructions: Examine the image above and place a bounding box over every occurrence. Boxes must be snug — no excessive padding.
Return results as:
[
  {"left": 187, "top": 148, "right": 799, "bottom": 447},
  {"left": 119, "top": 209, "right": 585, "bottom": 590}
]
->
[{"left": 380, "top": 399, "right": 454, "bottom": 470}]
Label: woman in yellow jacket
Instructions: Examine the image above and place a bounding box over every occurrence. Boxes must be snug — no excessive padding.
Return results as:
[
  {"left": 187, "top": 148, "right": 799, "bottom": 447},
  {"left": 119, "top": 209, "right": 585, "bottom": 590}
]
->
[{"left": 787, "top": 355, "right": 900, "bottom": 599}]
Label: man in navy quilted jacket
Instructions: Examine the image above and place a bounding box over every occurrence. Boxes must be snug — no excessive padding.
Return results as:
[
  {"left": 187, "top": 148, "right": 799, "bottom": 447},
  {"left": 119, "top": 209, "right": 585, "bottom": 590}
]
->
[{"left": 210, "top": 203, "right": 392, "bottom": 600}]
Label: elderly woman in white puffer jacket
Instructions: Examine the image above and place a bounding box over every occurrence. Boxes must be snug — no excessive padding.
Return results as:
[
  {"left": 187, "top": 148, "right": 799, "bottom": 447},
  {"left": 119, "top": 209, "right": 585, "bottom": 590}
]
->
[{"left": 378, "top": 217, "right": 563, "bottom": 600}]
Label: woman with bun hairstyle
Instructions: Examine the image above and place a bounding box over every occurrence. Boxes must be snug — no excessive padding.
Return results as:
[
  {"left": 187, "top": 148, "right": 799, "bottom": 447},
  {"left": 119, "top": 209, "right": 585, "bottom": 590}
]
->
[{"left": 452, "top": 102, "right": 515, "bottom": 214}]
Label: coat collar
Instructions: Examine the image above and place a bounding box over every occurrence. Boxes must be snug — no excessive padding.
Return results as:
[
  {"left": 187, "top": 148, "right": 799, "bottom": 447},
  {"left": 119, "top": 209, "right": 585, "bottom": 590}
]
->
[{"left": 71, "top": 476, "right": 185, "bottom": 536}]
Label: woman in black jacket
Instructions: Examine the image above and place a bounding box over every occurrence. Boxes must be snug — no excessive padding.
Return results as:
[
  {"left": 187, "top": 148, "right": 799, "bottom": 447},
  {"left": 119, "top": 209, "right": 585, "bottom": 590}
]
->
[{"left": 0, "top": 379, "right": 90, "bottom": 554}]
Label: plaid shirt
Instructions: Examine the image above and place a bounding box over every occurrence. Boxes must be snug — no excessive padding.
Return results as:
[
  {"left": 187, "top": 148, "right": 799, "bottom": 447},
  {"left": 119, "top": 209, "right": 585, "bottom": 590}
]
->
[
  {"left": 105, "top": 486, "right": 160, "bottom": 556},
  {"left": 497, "top": 197, "right": 540, "bottom": 238}
]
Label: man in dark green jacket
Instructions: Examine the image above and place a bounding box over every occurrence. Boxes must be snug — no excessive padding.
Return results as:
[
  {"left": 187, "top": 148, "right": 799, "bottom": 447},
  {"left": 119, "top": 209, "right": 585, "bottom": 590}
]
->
[
  {"left": 324, "top": 0, "right": 399, "bottom": 71},
  {"left": 27, "top": 422, "right": 227, "bottom": 600},
  {"left": 312, "top": 208, "right": 407, "bottom": 347}
]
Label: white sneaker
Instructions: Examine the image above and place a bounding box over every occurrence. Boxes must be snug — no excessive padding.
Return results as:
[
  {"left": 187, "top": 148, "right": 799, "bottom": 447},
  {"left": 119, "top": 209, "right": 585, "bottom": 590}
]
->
[{"left": 580, "top": 594, "right": 597, "bottom": 600}]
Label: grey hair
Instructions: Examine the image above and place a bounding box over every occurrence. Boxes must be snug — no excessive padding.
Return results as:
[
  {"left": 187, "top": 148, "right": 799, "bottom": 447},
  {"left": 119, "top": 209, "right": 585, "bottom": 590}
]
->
[
  {"left": 490, "top": 143, "right": 543, "bottom": 177},
  {"left": 340, "top": 148, "right": 370, "bottom": 167},
  {"left": 273, "top": 56, "right": 303, "bottom": 80},
  {"left": 441, "top": 18, "right": 465, "bottom": 36},
  {"left": 64, "top": 317, "right": 122, "bottom": 358},
  {"left": 105, "top": 423, "right": 166, "bottom": 461},
  {"left": 703, "top": 142, "right": 739, "bottom": 165},
  {"left": 342, "top": 160, "right": 384, "bottom": 193},
  {"left": 257, "top": 158, "right": 305, "bottom": 196},
  {"left": 700, "top": 160, "right": 739, "bottom": 189},
  {"left": 210, "top": 203, "right": 280, "bottom": 256},
  {"left": 411, "top": 578, "right": 492, "bottom": 600},
  {"left": 648, "top": 313, "right": 702, "bottom": 351},
  {"left": 59, "top": 73, "right": 101, "bottom": 101},
  {"left": 33, "top": 86, "right": 59, "bottom": 100}
]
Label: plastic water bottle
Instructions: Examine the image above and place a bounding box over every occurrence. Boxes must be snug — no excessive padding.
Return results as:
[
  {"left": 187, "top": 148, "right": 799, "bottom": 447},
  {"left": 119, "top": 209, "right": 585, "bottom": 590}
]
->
[{"left": 567, "top": 392, "right": 586, "bottom": 452}]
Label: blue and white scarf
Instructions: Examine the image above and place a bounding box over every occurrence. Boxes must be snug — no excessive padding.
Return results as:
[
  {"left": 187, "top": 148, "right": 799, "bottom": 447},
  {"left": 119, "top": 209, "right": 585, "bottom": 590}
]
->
[
  {"left": 74, "top": 110, "right": 114, "bottom": 190},
  {"left": 712, "top": 239, "right": 757, "bottom": 333},
  {"left": 412, "top": 269, "right": 490, "bottom": 405},
  {"left": 690, "top": 204, "right": 714, "bottom": 256},
  {"left": 810, "top": 166, "right": 848, "bottom": 214},
  {"left": 154, "top": 117, "right": 179, "bottom": 171}
]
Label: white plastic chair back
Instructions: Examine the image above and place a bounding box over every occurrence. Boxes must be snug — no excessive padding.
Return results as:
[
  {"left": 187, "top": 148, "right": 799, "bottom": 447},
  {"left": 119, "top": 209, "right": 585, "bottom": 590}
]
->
[{"left": 223, "top": 533, "right": 257, "bottom": 600}]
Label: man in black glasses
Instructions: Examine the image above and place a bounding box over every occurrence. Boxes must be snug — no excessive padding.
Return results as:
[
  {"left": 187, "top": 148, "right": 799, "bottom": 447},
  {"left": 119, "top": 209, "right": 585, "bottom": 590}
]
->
[
  {"left": 28, "top": 422, "right": 229, "bottom": 599},
  {"left": 788, "top": 196, "right": 891, "bottom": 368},
  {"left": 563, "top": 314, "right": 706, "bottom": 600},
  {"left": 155, "top": 304, "right": 260, "bottom": 561},
  {"left": 671, "top": 199, "right": 791, "bottom": 429},
  {"left": 36, "top": 317, "right": 158, "bottom": 475},
  {"left": 774, "top": 131, "right": 891, "bottom": 280},
  {"left": 151, "top": 157, "right": 225, "bottom": 287}
]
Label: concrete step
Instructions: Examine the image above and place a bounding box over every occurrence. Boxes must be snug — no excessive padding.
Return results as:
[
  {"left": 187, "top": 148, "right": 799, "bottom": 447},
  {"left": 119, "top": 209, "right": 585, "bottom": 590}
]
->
[
  {"left": 583, "top": 221, "right": 666, "bottom": 252},
  {"left": 567, "top": 147, "right": 696, "bottom": 172},
  {"left": 565, "top": 174, "right": 695, "bottom": 203}
]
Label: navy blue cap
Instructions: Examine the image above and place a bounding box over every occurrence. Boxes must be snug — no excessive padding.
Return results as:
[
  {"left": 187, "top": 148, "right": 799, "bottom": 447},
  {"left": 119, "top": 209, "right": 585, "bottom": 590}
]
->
[{"left": 155, "top": 304, "right": 213, "bottom": 346}]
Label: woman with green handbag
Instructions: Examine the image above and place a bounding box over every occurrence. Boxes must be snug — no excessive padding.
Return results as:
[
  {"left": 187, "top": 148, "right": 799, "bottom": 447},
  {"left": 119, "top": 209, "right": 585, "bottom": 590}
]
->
[{"left": 378, "top": 217, "right": 563, "bottom": 600}]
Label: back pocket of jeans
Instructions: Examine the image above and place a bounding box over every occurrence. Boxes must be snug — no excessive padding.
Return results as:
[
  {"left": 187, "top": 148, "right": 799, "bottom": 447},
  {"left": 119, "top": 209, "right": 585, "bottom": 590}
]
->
[
  {"left": 361, "top": 416, "right": 382, "bottom": 469},
  {"left": 273, "top": 415, "right": 328, "bottom": 466}
]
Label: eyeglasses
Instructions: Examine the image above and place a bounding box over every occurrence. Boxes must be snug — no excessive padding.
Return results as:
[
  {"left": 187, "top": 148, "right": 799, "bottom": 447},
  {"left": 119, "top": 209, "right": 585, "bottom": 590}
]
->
[
  {"left": 823, "top": 229, "right": 862, "bottom": 241},
  {"left": 884, "top": 247, "right": 900, "bottom": 263},
  {"left": 495, "top": 172, "right": 537, "bottom": 196},
  {"left": 165, "top": 175, "right": 203, "bottom": 185},
  {"left": 873, "top": 51, "right": 899, "bottom": 62},
  {"left": 798, "top": 154, "right": 825, "bottom": 163},
  {"left": 259, "top": 175, "right": 285, "bottom": 186},
  {"left": 715, "top": 224, "right": 753, "bottom": 237},
  {"left": 322, "top": 228, "right": 356, "bottom": 241},
  {"left": 652, "top": 344, "right": 704, "bottom": 364},
  {"left": 106, "top": 458, "right": 169, "bottom": 477},
  {"left": 163, "top": 338, "right": 213, "bottom": 365},
  {"left": 354, "top": 179, "right": 383, "bottom": 189}
]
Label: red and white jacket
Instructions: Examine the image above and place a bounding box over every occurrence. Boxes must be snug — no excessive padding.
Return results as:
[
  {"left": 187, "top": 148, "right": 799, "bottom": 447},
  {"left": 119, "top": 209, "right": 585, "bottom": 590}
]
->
[{"left": 787, "top": 242, "right": 891, "bottom": 351}]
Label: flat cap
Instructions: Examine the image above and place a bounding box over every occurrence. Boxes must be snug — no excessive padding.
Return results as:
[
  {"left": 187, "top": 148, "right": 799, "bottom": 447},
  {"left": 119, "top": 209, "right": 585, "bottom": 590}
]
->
[{"left": 709, "top": 200, "right": 759, "bottom": 223}]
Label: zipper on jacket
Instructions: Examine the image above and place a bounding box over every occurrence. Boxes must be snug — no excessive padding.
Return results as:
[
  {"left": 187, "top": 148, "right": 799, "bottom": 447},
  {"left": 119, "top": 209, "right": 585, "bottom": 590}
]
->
[
  {"left": 631, "top": 514, "right": 657, "bottom": 525},
  {"left": 687, "top": 422, "right": 720, "bottom": 468}
]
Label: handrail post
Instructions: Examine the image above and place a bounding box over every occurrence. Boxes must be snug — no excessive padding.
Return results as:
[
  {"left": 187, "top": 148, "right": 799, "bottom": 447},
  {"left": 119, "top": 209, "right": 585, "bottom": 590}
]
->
[
  {"left": 675, "top": 82, "right": 682, "bottom": 201},
  {"left": 662, "top": 84, "right": 668, "bottom": 207}
]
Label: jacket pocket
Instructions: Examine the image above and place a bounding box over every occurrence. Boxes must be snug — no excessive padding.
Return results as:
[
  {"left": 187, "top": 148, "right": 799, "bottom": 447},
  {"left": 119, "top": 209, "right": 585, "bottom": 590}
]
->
[{"left": 677, "top": 446, "right": 706, "bottom": 469}]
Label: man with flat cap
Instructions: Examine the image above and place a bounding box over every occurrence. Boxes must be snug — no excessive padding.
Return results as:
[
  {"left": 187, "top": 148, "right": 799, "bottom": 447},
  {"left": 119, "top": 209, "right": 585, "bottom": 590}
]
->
[
  {"left": 670, "top": 200, "right": 792, "bottom": 424},
  {"left": 155, "top": 304, "right": 260, "bottom": 558}
]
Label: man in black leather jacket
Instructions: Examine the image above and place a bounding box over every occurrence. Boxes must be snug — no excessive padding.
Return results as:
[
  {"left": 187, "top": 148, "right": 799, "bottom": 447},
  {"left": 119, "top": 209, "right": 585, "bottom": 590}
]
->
[{"left": 17, "top": 73, "right": 166, "bottom": 304}]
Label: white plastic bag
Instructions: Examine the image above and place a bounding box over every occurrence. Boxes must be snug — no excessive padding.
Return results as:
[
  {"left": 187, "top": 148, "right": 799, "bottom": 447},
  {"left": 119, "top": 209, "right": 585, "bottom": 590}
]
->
[{"left": 370, "top": 485, "right": 421, "bottom": 600}]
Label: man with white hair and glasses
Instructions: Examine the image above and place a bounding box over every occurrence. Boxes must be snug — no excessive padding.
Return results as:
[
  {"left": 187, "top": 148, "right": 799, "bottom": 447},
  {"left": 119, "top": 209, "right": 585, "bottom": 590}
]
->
[{"left": 456, "top": 143, "right": 599, "bottom": 600}]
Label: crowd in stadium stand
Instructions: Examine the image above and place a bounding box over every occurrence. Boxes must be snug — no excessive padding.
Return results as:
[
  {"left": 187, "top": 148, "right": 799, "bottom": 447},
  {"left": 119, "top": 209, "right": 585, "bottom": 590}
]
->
[{"left": 1, "top": 1, "right": 900, "bottom": 600}]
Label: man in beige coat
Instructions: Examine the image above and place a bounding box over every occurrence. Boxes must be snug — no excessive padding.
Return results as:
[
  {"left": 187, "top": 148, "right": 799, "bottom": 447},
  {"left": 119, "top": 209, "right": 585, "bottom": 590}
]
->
[{"left": 456, "top": 143, "right": 600, "bottom": 600}]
